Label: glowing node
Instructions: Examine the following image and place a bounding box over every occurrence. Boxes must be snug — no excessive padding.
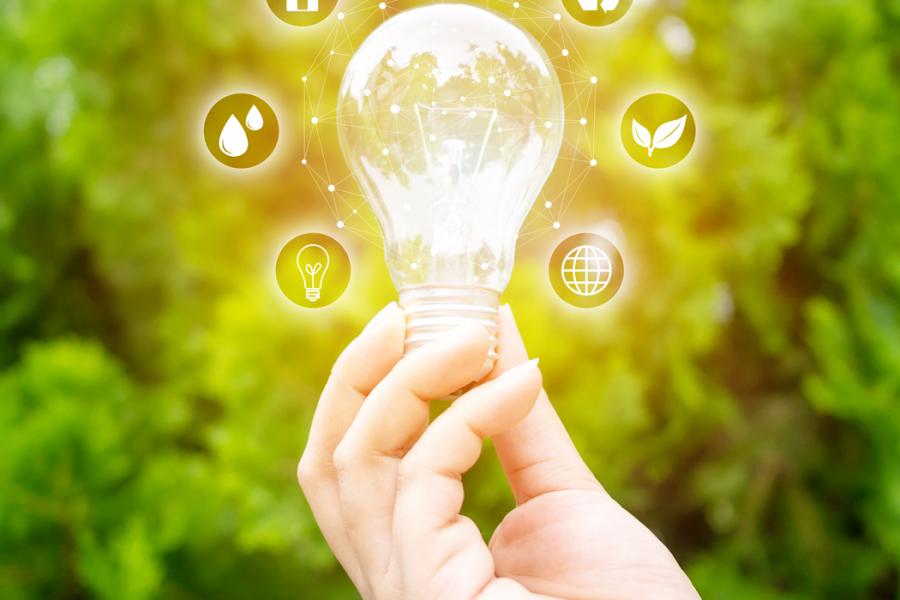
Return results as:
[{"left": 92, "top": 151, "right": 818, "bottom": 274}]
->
[
  {"left": 364, "top": 88, "right": 372, "bottom": 96},
  {"left": 481, "top": 262, "right": 490, "bottom": 270},
  {"left": 390, "top": 104, "right": 400, "bottom": 114},
  {"left": 337, "top": 220, "right": 345, "bottom": 229},
  {"left": 503, "top": 89, "right": 511, "bottom": 97},
  {"left": 590, "top": 76, "right": 598, "bottom": 84},
  {"left": 544, "top": 121, "right": 553, "bottom": 129},
  {"left": 553, "top": 222, "right": 561, "bottom": 230},
  {"left": 580, "top": 117, "right": 588, "bottom": 125},
  {"left": 554, "top": 13, "right": 562, "bottom": 21},
  {"left": 410, "top": 262, "right": 419, "bottom": 271},
  {"left": 513, "top": 2, "right": 520, "bottom": 8},
  {"left": 337, "top": 12, "right": 345, "bottom": 20},
  {"left": 301, "top": 158, "right": 308, "bottom": 165},
  {"left": 328, "top": 184, "right": 336, "bottom": 192},
  {"left": 544, "top": 201, "right": 553, "bottom": 209},
  {"left": 590, "top": 158, "right": 598, "bottom": 167},
  {"left": 562, "top": 49, "right": 569, "bottom": 57},
  {"left": 301, "top": 76, "right": 308, "bottom": 83},
  {"left": 311, "top": 116, "right": 319, "bottom": 124},
  {"left": 379, "top": 2, "right": 386, "bottom": 9},
  {"left": 382, "top": 148, "right": 390, "bottom": 156}
]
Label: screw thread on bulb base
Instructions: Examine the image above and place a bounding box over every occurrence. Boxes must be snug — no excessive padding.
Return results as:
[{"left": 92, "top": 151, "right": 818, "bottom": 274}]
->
[{"left": 399, "top": 284, "right": 500, "bottom": 383}]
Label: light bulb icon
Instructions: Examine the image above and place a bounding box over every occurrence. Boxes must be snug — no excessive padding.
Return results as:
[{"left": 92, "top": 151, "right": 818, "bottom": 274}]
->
[
  {"left": 337, "top": 4, "right": 563, "bottom": 375},
  {"left": 296, "top": 244, "right": 330, "bottom": 302}
]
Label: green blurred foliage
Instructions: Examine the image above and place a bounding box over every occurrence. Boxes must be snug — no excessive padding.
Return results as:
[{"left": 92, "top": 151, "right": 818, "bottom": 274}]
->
[{"left": 2, "top": 0, "right": 900, "bottom": 597}]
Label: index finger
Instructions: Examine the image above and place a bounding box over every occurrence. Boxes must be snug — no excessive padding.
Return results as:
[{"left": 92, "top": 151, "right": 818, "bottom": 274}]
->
[{"left": 303, "top": 302, "right": 406, "bottom": 464}]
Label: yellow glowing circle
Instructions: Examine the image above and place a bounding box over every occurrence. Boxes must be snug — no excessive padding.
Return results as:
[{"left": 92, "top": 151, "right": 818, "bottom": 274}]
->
[{"left": 276, "top": 233, "right": 351, "bottom": 308}]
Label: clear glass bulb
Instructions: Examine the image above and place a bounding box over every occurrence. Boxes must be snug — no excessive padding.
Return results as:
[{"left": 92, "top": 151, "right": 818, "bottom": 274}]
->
[{"left": 337, "top": 4, "right": 563, "bottom": 373}]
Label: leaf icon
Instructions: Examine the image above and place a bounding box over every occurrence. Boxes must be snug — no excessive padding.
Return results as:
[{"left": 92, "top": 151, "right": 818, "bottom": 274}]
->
[
  {"left": 650, "top": 114, "right": 687, "bottom": 155},
  {"left": 632, "top": 114, "right": 688, "bottom": 157},
  {"left": 632, "top": 118, "right": 652, "bottom": 152}
]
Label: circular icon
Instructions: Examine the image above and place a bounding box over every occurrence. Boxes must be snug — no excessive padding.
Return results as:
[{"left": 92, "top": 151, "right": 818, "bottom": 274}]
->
[
  {"left": 276, "top": 233, "right": 350, "bottom": 308},
  {"left": 266, "top": 0, "right": 337, "bottom": 27},
  {"left": 550, "top": 233, "right": 624, "bottom": 308},
  {"left": 621, "top": 93, "right": 695, "bottom": 169},
  {"left": 562, "top": 0, "right": 633, "bottom": 26},
  {"left": 204, "top": 94, "right": 279, "bottom": 169}
]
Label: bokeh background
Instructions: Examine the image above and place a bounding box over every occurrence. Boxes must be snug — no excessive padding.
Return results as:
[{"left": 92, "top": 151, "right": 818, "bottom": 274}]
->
[{"left": 3, "top": 0, "right": 900, "bottom": 598}]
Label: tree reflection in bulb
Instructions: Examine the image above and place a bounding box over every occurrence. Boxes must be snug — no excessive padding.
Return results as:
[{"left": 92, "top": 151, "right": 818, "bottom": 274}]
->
[{"left": 337, "top": 4, "right": 564, "bottom": 376}]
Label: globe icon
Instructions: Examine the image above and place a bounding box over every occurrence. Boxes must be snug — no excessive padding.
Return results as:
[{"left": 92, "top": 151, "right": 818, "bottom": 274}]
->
[{"left": 561, "top": 245, "right": 613, "bottom": 297}]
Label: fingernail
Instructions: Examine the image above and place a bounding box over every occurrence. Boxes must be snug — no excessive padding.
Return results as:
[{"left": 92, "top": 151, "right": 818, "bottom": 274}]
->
[
  {"left": 441, "top": 322, "right": 488, "bottom": 341},
  {"left": 508, "top": 358, "right": 539, "bottom": 373},
  {"left": 365, "top": 302, "right": 400, "bottom": 329}
]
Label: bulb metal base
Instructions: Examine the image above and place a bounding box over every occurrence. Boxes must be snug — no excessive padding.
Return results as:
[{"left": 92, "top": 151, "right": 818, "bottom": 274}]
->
[{"left": 399, "top": 284, "right": 500, "bottom": 382}]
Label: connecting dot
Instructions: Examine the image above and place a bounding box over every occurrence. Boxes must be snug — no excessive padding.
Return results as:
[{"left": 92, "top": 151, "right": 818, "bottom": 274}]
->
[
  {"left": 410, "top": 262, "right": 419, "bottom": 271},
  {"left": 481, "top": 262, "right": 490, "bottom": 270},
  {"left": 294, "top": 5, "right": 616, "bottom": 257}
]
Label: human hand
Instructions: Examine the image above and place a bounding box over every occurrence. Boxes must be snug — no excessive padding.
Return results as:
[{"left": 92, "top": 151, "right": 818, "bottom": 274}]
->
[{"left": 297, "top": 303, "right": 700, "bottom": 599}]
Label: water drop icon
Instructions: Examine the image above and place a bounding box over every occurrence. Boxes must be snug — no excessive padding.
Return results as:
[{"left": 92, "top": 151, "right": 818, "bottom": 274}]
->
[
  {"left": 245, "top": 105, "right": 264, "bottom": 131},
  {"left": 219, "top": 114, "right": 249, "bottom": 158}
]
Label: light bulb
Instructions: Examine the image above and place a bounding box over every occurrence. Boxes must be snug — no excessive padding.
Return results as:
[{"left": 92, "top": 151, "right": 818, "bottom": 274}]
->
[
  {"left": 337, "top": 4, "right": 563, "bottom": 374},
  {"left": 297, "top": 243, "right": 330, "bottom": 302}
]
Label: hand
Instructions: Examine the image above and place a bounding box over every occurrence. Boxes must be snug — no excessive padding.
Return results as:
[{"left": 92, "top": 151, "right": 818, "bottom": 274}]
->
[{"left": 297, "top": 303, "right": 700, "bottom": 599}]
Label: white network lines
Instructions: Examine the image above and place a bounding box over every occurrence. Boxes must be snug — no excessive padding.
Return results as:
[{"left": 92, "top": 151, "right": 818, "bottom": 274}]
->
[{"left": 298, "top": 0, "right": 603, "bottom": 251}]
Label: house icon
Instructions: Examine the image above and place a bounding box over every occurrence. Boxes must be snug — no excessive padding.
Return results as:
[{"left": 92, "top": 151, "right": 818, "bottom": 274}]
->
[{"left": 286, "top": 0, "right": 318, "bottom": 12}]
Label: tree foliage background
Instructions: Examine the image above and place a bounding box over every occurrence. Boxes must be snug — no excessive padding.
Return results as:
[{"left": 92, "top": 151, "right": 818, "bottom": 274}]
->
[{"left": 2, "top": 0, "right": 900, "bottom": 597}]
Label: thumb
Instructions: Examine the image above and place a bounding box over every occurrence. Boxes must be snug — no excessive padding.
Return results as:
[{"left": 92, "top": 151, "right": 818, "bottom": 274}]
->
[{"left": 491, "top": 305, "right": 603, "bottom": 504}]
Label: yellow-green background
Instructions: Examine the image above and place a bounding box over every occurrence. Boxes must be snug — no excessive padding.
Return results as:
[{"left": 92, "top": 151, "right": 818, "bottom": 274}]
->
[{"left": 2, "top": 0, "right": 900, "bottom": 598}]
